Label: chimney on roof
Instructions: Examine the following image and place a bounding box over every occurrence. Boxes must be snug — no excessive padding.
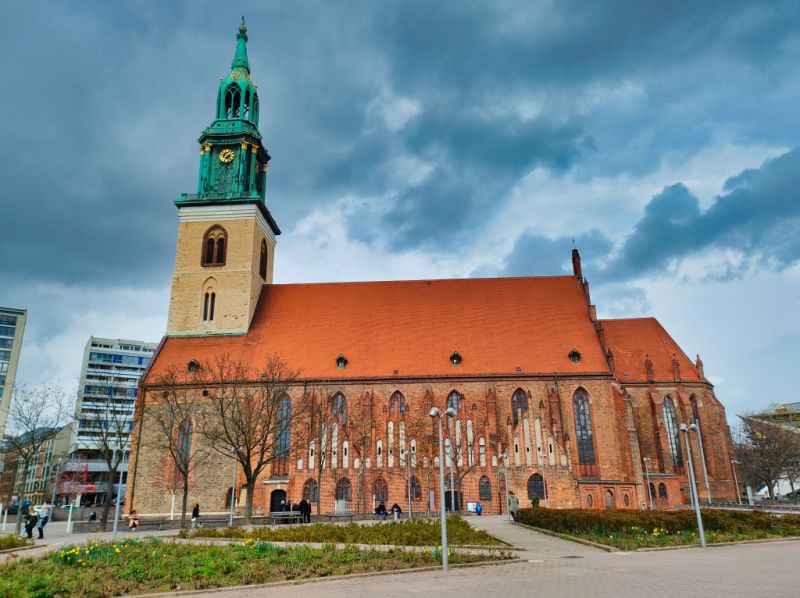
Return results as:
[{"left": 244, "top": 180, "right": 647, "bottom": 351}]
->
[
  {"left": 695, "top": 354, "right": 706, "bottom": 380},
  {"left": 672, "top": 353, "right": 681, "bottom": 382},
  {"left": 645, "top": 353, "right": 655, "bottom": 382},
  {"left": 572, "top": 246, "right": 583, "bottom": 281}
]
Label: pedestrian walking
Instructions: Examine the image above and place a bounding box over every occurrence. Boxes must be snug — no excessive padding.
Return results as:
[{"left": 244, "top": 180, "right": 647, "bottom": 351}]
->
[
  {"left": 127, "top": 509, "right": 139, "bottom": 533},
  {"left": 25, "top": 511, "right": 38, "bottom": 539},
  {"left": 476, "top": 502, "right": 483, "bottom": 516},
  {"left": 299, "top": 498, "right": 311, "bottom": 523},
  {"left": 191, "top": 503, "right": 201, "bottom": 529},
  {"left": 508, "top": 491, "right": 519, "bottom": 521}
]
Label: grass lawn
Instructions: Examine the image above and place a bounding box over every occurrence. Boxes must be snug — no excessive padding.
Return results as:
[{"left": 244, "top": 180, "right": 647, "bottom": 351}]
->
[
  {"left": 515, "top": 507, "right": 800, "bottom": 550},
  {"left": 181, "top": 515, "right": 505, "bottom": 547},
  {"left": 0, "top": 537, "right": 509, "bottom": 598}
]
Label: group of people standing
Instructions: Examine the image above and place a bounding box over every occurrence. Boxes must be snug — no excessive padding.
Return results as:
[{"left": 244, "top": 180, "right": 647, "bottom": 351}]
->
[
  {"left": 278, "top": 498, "right": 312, "bottom": 523},
  {"left": 20, "top": 504, "right": 51, "bottom": 539}
]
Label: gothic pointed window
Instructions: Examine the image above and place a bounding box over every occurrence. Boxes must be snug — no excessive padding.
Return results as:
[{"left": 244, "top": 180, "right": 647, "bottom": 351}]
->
[
  {"left": 479, "top": 475, "right": 492, "bottom": 500},
  {"left": 202, "top": 290, "right": 216, "bottom": 322},
  {"left": 389, "top": 391, "right": 406, "bottom": 416},
  {"left": 335, "top": 477, "right": 352, "bottom": 501},
  {"left": 573, "top": 388, "right": 598, "bottom": 477},
  {"left": 662, "top": 397, "right": 683, "bottom": 470},
  {"left": 303, "top": 478, "right": 318, "bottom": 502},
  {"left": 202, "top": 226, "right": 227, "bottom": 266},
  {"left": 243, "top": 90, "right": 250, "bottom": 120},
  {"left": 511, "top": 388, "right": 528, "bottom": 427},
  {"left": 224, "top": 84, "right": 241, "bottom": 118},
  {"left": 273, "top": 394, "right": 291, "bottom": 477},
  {"left": 259, "top": 240, "right": 268, "bottom": 279},
  {"left": 332, "top": 392, "right": 347, "bottom": 426},
  {"left": 372, "top": 477, "right": 388, "bottom": 502},
  {"left": 527, "top": 474, "right": 546, "bottom": 500},
  {"left": 447, "top": 390, "right": 462, "bottom": 412},
  {"left": 407, "top": 475, "right": 422, "bottom": 500}
]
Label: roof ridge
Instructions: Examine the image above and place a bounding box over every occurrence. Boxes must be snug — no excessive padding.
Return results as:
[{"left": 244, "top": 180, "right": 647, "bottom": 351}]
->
[{"left": 266, "top": 274, "right": 579, "bottom": 288}]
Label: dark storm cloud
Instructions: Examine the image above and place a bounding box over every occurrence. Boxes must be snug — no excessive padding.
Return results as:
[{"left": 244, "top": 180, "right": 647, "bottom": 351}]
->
[
  {"left": 605, "top": 148, "right": 800, "bottom": 280},
  {"left": 484, "top": 147, "right": 800, "bottom": 282},
  {"left": 1, "top": 0, "right": 799, "bottom": 289}
]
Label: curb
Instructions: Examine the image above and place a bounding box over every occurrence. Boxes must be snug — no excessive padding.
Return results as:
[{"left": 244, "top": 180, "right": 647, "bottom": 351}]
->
[
  {"left": 130, "top": 557, "right": 526, "bottom": 597},
  {"left": 0, "top": 543, "right": 38, "bottom": 555},
  {"left": 512, "top": 522, "right": 617, "bottom": 552}
]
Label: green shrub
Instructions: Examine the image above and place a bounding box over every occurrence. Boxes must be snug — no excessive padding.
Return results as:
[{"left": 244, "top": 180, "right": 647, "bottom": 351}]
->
[
  {"left": 182, "top": 516, "right": 503, "bottom": 547},
  {"left": 0, "top": 535, "right": 30, "bottom": 551},
  {"left": 515, "top": 508, "right": 800, "bottom": 548}
]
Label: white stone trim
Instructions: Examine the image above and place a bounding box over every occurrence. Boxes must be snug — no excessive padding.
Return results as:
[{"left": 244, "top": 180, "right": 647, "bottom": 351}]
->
[{"left": 178, "top": 204, "right": 277, "bottom": 244}]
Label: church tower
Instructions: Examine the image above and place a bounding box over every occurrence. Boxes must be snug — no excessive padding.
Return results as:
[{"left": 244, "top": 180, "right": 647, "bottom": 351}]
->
[{"left": 167, "top": 19, "right": 280, "bottom": 336}]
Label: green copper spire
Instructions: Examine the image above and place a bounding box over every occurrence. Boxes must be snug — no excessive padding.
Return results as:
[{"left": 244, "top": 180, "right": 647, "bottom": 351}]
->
[
  {"left": 231, "top": 17, "right": 250, "bottom": 72},
  {"left": 176, "top": 19, "right": 279, "bottom": 236}
]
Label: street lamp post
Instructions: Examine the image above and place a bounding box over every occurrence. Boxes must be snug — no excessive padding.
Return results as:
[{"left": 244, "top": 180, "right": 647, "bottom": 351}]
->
[
  {"left": 501, "top": 453, "right": 510, "bottom": 523},
  {"left": 406, "top": 446, "right": 416, "bottom": 520},
  {"left": 681, "top": 423, "right": 706, "bottom": 548},
  {"left": 446, "top": 417, "right": 455, "bottom": 512},
  {"left": 731, "top": 460, "right": 741, "bottom": 504},
  {"left": 642, "top": 457, "right": 654, "bottom": 509},
  {"left": 694, "top": 421, "right": 712, "bottom": 505},
  {"left": 429, "top": 406, "right": 456, "bottom": 572},
  {"left": 111, "top": 447, "right": 127, "bottom": 542},
  {"left": 228, "top": 448, "right": 239, "bottom": 527}
]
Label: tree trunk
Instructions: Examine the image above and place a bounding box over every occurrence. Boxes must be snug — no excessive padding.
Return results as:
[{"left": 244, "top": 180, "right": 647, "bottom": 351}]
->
[
  {"left": 100, "top": 469, "right": 116, "bottom": 531},
  {"left": 244, "top": 479, "right": 255, "bottom": 524},
  {"left": 181, "top": 473, "right": 190, "bottom": 528}
]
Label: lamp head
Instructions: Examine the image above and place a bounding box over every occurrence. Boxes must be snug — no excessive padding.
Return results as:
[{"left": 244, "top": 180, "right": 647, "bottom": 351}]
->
[
  {"left": 429, "top": 407, "right": 440, "bottom": 418},
  {"left": 680, "top": 423, "right": 688, "bottom": 431},
  {"left": 445, "top": 407, "right": 457, "bottom": 418},
  {"left": 688, "top": 423, "right": 698, "bottom": 432}
]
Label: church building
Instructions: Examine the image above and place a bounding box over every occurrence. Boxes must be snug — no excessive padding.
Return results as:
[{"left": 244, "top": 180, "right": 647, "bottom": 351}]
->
[{"left": 128, "top": 23, "right": 738, "bottom": 517}]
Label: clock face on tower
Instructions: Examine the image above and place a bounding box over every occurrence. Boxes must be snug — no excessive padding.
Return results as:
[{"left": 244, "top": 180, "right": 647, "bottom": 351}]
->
[{"left": 218, "top": 148, "right": 235, "bottom": 164}]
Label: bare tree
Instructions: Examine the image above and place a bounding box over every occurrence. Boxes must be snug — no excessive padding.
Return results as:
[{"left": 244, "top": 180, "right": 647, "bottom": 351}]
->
[
  {"left": 76, "top": 383, "right": 138, "bottom": 530},
  {"left": 443, "top": 416, "right": 480, "bottom": 512},
  {"left": 5, "top": 384, "right": 73, "bottom": 532},
  {"left": 143, "top": 366, "right": 207, "bottom": 528},
  {"left": 198, "top": 354, "right": 302, "bottom": 524},
  {"left": 347, "top": 395, "right": 379, "bottom": 517},
  {"left": 303, "top": 385, "right": 341, "bottom": 517},
  {"left": 736, "top": 415, "right": 800, "bottom": 499}
]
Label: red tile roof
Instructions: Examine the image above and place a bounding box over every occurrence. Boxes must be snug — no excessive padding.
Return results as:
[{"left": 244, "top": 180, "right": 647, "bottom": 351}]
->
[
  {"left": 145, "top": 276, "right": 613, "bottom": 382},
  {"left": 600, "top": 317, "right": 701, "bottom": 383}
]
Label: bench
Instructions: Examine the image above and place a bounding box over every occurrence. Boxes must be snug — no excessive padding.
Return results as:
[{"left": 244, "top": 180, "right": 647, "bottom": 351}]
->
[{"left": 268, "top": 511, "right": 304, "bottom": 524}]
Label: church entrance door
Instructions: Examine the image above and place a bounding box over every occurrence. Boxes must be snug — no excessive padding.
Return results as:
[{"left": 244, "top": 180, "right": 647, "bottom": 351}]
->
[
  {"left": 444, "top": 491, "right": 462, "bottom": 512},
  {"left": 270, "top": 489, "right": 287, "bottom": 512}
]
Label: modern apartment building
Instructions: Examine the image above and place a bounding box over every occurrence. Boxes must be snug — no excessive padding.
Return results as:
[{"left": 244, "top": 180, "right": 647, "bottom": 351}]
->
[
  {"left": 65, "top": 337, "right": 157, "bottom": 506},
  {"left": 0, "top": 307, "right": 27, "bottom": 437}
]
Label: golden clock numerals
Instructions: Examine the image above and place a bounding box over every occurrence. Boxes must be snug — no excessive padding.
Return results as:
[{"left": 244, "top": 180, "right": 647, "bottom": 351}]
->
[{"left": 219, "top": 149, "right": 235, "bottom": 164}]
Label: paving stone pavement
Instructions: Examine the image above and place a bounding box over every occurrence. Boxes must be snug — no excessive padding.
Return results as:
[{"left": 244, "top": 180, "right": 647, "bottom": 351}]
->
[{"left": 189, "top": 516, "right": 800, "bottom": 598}]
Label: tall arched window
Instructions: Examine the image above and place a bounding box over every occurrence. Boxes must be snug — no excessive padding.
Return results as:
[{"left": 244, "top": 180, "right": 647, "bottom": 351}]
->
[
  {"left": 303, "top": 478, "right": 318, "bottom": 502},
  {"left": 202, "top": 226, "right": 227, "bottom": 266},
  {"left": 335, "top": 477, "right": 352, "bottom": 501},
  {"left": 447, "top": 390, "right": 462, "bottom": 412},
  {"left": 662, "top": 397, "right": 683, "bottom": 469},
  {"left": 259, "top": 240, "right": 268, "bottom": 279},
  {"left": 224, "top": 84, "right": 241, "bottom": 118},
  {"left": 372, "top": 477, "right": 388, "bottom": 502},
  {"left": 407, "top": 476, "right": 422, "bottom": 500},
  {"left": 527, "top": 473, "right": 546, "bottom": 500},
  {"left": 479, "top": 475, "right": 492, "bottom": 500},
  {"left": 478, "top": 437, "right": 486, "bottom": 467},
  {"left": 273, "top": 394, "right": 291, "bottom": 476},
  {"left": 203, "top": 291, "right": 216, "bottom": 322},
  {"left": 511, "top": 388, "right": 528, "bottom": 426},
  {"left": 658, "top": 482, "right": 668, "bottom": 499},
  {"left": 332, "top": 392, "right": 347, "bottom": 425},
  {"left": 573, "top": 389, "right": 598, "bottom": 477},
  {"left": 389, "top": 391, "right": 406, "bottom": 416}
]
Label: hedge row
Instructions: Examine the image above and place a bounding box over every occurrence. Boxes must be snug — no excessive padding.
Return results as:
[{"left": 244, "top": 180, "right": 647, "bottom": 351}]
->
[{"left": 515, "top": 508, "right": 800, "bottom": 535}]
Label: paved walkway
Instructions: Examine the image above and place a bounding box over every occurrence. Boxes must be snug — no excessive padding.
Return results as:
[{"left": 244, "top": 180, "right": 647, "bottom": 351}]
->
[{"left": 179, "top": 516, "right": 800, "bottom": 597}]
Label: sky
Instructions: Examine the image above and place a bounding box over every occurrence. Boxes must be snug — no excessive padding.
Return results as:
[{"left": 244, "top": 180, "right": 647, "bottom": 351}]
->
[{"left": 1, "top": 0, "right": 799, "bottom": 423}]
